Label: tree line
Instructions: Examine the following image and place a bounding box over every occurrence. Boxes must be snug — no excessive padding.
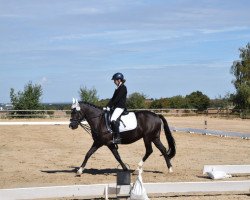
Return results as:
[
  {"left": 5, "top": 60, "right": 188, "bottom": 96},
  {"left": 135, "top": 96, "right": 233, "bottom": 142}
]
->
[{"left": 9, "top": 43, "right": 250, "bottom": 113}]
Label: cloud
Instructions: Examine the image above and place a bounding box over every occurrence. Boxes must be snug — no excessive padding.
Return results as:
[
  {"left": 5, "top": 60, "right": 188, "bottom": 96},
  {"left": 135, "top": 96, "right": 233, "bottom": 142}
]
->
[
  {"left": 39, "top": 77, "right": 49, "bottom": 86},
  {"left": 0, "top": 14, "right": 23, "bottom": 18},
  {"left": 107, "top": 60, "right": 231, "bottom": 71},
  {"left": 51, "top": 29, "right": 193, "bottom": 45},
  {"left": 51, "top": 31, "right": 117, "bottom": 41},
  {"left": 0, "top": 0, "right": 248, "bottom": 103},
  {"left": 199, "top": 26, "right": 249, "bottom": 34},
  {"left": 69, "top": 7, "right": 111, "bottom": 15}
]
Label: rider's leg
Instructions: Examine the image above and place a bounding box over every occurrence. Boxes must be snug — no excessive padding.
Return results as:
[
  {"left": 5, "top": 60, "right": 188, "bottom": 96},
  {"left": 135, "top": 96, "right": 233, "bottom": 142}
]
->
[
  {"left": 111, "top": 120, "right": 121, "bottom": 143},
  {"left": 111, "top": 108, "right": 124, "bottom": 144}
]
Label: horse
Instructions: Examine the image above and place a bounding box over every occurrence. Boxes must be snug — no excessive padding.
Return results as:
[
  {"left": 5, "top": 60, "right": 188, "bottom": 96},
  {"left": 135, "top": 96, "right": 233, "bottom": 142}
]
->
[{"left": 69, "top": 99, "right": 176, "bottom": 175}]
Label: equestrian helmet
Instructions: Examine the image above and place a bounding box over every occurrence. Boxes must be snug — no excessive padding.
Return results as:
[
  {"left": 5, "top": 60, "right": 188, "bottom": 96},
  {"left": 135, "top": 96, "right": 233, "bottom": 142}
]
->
[{"left": 112, "top": 72, "right": 124, "bottom": 81}]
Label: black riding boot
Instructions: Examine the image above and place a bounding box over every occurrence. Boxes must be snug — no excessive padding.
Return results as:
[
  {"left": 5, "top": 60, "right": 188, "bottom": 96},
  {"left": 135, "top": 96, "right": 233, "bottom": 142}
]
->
[{"left": 111, "top": 120, "right": 121, "bottom": 144}]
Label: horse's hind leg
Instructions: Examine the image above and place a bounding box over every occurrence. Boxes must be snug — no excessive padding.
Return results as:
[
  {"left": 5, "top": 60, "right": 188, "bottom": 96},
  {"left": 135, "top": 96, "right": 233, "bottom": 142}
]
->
[
  {"left": 153, "top": 138, "right": 173, "bottom": 173},
  {"left": 108, "top": 144, "right": 128, "bottom": 171},
  {"left": 137, "top": 140, "right": 153, "bottom": 169}
]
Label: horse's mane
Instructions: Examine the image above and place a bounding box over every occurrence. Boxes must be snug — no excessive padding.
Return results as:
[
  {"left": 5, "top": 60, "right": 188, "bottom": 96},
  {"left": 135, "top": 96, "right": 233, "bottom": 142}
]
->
[{"left": 79, "top": 101, "right": 102, "bottom": 110}]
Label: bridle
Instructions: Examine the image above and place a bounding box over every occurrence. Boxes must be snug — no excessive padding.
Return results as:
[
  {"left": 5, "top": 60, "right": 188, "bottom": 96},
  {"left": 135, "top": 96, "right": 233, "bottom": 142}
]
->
[
  {"left": 70, "top": 108, "right": 104, "bottom": 135},
  {"left": 70, "top": 108, "right": 85, "bottom": 123}
]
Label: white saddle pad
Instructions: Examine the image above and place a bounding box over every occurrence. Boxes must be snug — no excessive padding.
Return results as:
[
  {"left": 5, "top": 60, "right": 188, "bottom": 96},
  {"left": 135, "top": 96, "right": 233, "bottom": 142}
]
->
[{"left": 119, "top": 112, "right": 137, "bottom": 132}]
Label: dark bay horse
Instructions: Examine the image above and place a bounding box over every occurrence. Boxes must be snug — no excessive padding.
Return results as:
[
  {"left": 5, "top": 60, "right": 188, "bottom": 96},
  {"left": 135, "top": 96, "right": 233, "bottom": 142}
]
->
[{"left": 69, "top": 99, "right": 176, "bottom": 175}]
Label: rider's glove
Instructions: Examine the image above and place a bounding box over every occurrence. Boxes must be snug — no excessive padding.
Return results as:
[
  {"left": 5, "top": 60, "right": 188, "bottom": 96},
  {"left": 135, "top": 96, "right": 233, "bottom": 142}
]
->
[{"left": 103, "top": 107, "right": 110, "bottom": 111}]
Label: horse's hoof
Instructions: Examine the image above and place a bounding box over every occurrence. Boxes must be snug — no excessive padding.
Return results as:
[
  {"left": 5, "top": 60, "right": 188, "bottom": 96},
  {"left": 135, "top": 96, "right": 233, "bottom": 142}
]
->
[
  {"left": 133, "top": 169, "right": 139, "bottom": 175},
  {"left": 76, "top": 167, "right": 83, "bottom": 176},
  {"left": 168, "top": 167, "right": 173, "bottom": 173},
  {"left": 138, "top": 160, "right": 144, "bottom": 168},
  {"left": 136, "top": 166, "right": 142, "bottom": 171}
]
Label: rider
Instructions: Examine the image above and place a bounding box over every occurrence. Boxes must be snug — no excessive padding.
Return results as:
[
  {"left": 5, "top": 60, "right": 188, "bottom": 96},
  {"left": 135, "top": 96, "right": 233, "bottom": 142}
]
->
[{"left": 105, "top": 72, "right": 127, "bottom": 144}]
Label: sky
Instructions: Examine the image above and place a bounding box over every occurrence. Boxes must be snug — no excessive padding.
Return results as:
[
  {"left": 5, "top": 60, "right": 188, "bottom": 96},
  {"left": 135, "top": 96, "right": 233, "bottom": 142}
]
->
[{"left": 0, "top": 0, "right": 250, "bottom": 103}]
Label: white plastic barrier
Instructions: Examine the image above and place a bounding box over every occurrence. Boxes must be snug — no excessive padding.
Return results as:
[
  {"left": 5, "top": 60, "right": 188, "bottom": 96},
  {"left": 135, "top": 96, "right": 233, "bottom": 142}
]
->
[
  {"left": 0, "top": 121, "right": 88, "bottom": 125},
  {"left": 203, "top": 165, "right": 250, "bottom": 175},
  {"left": 144, "top": 180, "right": 250, "bottom": 193},
  {"left": 1, "top": 181, "right": 250, "bottom": 200},
  {"left": 0, "top": 184, "right": 108, "bottom": 200},
  {"left": 0, "top": 121, "right": 69, "bottom": 125}
]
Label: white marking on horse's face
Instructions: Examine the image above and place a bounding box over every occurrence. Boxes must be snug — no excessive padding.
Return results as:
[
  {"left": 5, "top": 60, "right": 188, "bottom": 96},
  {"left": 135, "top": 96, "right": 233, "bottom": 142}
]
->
[{"left": 72, "top": 98, "right": 81, "bottom": 111}]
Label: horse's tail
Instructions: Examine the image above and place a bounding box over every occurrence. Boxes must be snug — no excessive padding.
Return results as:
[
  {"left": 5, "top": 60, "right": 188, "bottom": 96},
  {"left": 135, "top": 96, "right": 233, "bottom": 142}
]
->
[{"left": 158, "top": 114, "right": 176, "bottom": 159}]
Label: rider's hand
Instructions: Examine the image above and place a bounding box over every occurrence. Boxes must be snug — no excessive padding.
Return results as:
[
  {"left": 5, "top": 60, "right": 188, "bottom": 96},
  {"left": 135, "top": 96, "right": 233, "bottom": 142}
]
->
[{"left": 103, "top": 107, "right": 110, "bottom": 111}]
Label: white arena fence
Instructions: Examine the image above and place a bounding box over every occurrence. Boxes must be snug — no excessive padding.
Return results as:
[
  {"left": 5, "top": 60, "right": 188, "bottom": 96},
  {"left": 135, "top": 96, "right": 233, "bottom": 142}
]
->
[
  {"left": 0, "top": 180, "right": 250, "bottom": 200},
  {"left": 0, "top": 120, "right": 249, "bottom": 139},
  {"left": 0, "top": 108, "right": 248, "bottom": 119},
  {"left": 0, "top": 121, "right": 70, "bottom": 126},
  {"left": 0, "top": 109, "right": 199, "bottom": 118}
]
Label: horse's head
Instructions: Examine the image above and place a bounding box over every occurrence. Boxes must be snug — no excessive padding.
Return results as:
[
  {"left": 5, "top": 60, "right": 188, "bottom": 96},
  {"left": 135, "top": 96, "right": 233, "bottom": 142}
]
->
[{"left": 69, "top": 98, "right": 85, "bottom": 130}]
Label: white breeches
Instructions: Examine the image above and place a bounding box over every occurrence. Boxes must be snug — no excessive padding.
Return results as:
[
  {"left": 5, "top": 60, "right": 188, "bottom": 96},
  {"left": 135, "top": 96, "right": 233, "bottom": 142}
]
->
[{"left": 111, "top": 108, "right": 124, "bottom": 121}]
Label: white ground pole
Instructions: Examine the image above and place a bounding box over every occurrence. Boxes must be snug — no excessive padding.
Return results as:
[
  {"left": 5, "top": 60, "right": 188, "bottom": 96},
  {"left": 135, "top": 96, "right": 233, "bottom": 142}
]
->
[
  {"left": 203, "top": 165, "right": 250, "bottom": 175},
  {"left": 1, "top": 181, "right": 250, "bottom": 200},
  {"left": 0, "top": 121, "right": 88, "bottom": 126},
  {"left": 0, "top": 121, "right": 88, "bottom": 125},
  {"left": 0, "top": 121, "right": 70, "bottom": 125},
  {"left": 0, "top": 184, "right": 108, "bottom": 200}
]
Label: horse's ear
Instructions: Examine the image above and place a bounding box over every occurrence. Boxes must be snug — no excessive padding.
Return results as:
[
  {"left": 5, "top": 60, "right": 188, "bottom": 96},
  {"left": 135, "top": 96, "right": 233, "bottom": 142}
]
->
[
  {"left": 75, "top": 98, "right": 81, "bottom": 111},
  {"left": 72, "top": 98, "right": 76, "bottom": 104}
]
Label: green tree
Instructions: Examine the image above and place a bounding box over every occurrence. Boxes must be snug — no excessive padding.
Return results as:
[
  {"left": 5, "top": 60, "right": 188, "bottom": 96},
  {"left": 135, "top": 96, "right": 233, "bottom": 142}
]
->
[
  {"left": 168, "top": 95, "right": 188, "bottom": 108},
  {"left": 79, "top": 86, "right": 99, "bottom": 104},
  {"left": 230, "top": 43, "right": 250, "bottom": 109},
  {"left": 186, "top": 91, "right": 210, "bottom": 111},
  {"left": 150, "top": 98, "right": 169, "bottom": 108},
  {"left": 97, "top": 98, "right": 109, "bottom": 107},
  {"left": 127, "top": 92, "right": 146, "bottom": 109},
  {"left": 210, "top": 93, "right": 233, "bottom": 109},
  {"left": 10, "top": 81, "right": 43, "bottom": 110}
]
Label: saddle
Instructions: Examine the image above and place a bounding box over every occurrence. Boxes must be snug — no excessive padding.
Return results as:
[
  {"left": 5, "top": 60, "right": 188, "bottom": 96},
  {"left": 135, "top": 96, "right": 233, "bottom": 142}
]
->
[{"left": 104, "top": 110, "right": 137, "bottom": 133}]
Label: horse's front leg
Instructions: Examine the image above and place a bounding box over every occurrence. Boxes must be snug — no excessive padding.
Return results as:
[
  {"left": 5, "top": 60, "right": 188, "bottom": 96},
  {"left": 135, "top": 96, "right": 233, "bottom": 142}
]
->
[
  {"left": 108, "top": 144, "right": 128, "bottom": 171},
  {"left": 77, "top": 142, "right": 102, "bottom": 175}
]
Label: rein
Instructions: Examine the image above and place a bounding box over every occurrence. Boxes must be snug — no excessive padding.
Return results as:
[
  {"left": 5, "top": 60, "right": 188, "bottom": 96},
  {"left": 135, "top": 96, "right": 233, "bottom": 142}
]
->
[
  {"left": 79, "top": 121, "right": 92, "bottom": 135},
  {"left": 85, "top": 112, "right": 104, "bottom": 120},
  {"left": 71, "top": 103, "right": 108, "bottom": 137},
  {"left": 76, "top": 111, "right": 105, "bottom": 137}
]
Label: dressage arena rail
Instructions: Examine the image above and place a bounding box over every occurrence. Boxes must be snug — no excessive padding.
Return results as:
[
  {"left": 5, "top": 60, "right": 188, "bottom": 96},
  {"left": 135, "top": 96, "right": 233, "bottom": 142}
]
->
[
  {"left": 0, "top": 180, "right": 250, "bottom": 199},
  {"left": 0, "top": 121, "right": 249, "bottom": 139},
  {"left": 0, "top": 108, "right": 250, "bottom": 119},
  {"left": 203, "top": 165, "right": 250, "bottom": 175},
  {"left": 1, "top": 165, "right": 250, "bottom": 199},
  {"left": 2, "top": 108, "right": 245, "bottom": 118},
  {"left": 0, "top": 109, "right": 199, "bottom": 118}
]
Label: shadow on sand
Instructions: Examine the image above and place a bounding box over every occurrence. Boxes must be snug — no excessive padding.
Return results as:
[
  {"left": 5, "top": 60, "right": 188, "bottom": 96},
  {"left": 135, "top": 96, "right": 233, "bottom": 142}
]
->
[{"left": 41, "top": 167, "right": 163, "bottom": 175}]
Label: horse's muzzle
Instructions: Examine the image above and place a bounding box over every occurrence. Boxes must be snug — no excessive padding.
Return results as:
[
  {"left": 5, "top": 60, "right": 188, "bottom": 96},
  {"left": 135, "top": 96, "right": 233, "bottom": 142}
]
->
[{"left": 69, "top": 121, "right": 79, "bottom": 129}]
